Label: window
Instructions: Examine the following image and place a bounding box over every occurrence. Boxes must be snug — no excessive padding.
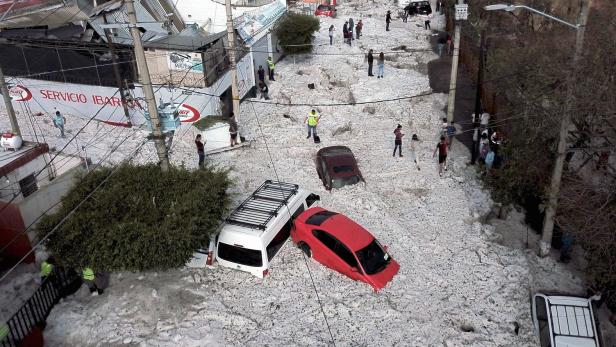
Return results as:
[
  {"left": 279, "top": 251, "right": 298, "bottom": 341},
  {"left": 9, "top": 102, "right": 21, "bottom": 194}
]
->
[
  {"left": 217, "top": 243, "right": 263, "bottom": 267},
  {"left": 306, "top": 210, "right": 337, "bottom": 226},
  {"left": 320, "top": 161, "right": 331, "bottom": 186},
  {"left": 332, "top": 165, "right": 353, "bottom": 174},
  {"left": 535, "top": 297, "right": 552, "bottom": 347},
  {"left": 334, "top": 243, "right": 358, "bottom": 268},
  {"left": 266, "top": 221, "right": 291, "bottom": 261},
  {"left": 19, "top": 173, "right": 38, "bottom": 198},
  {"left": 305, "top": 193, "right": 320, "bottom": 207},
  {"left": 355, "top": 240, "right": 390, "bottom": 275},
  {"left": 312, "top": 230, "right": 337, "bottom": 251},
  {"left": 331, "top": 176, "right": 361, "bottom": 189}
]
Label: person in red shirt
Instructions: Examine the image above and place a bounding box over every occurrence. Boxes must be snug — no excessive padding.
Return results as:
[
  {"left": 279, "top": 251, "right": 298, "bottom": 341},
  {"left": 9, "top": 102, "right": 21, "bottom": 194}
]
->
[
  {"left": 432, "top": 135, "right": 449, "bottom": 176},
  {"left": 393, "top": 124, "right": 404, "bottom": 157}
]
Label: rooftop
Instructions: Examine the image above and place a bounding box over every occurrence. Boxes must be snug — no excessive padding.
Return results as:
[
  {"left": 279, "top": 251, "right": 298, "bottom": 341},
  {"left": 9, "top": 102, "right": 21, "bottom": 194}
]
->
[{"left": 0, "top": 141, "right": 49, "bottom": 177}]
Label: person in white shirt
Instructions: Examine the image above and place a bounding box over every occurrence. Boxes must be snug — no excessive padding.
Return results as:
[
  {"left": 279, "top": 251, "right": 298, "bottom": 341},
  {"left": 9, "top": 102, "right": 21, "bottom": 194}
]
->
[{"left": 480, "top": 112, "right": 490, "bottom": 129}]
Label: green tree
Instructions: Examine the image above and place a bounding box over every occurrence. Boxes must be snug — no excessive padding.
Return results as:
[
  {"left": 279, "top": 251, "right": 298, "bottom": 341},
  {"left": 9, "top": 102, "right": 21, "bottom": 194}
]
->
[
  {"left": 274, "top": 13, "right": 320, "bottom": 54},
  {"left": 37, "top": 164, "right": 230, "bottom": 271}
]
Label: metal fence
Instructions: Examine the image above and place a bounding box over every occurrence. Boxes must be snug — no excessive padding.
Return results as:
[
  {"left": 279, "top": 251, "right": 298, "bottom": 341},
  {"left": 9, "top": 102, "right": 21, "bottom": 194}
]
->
[{"left": 0, "top": 269, "right": 81, "bottom": 347}]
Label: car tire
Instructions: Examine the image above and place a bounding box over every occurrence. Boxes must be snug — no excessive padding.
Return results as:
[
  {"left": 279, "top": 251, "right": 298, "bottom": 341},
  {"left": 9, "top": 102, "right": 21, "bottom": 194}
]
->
[{"left": 299, "top": 242, "right": 312, "bottom": 258}]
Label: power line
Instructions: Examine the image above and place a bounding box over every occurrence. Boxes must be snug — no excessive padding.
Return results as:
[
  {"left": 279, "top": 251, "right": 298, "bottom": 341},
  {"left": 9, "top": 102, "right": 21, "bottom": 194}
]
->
[
  {"left": 0, "top": 136, "right": 148, "bottom": 284},
  {"left": 236, "top": 65, "right": 337, "bottom": 346},
  {"left": 0, "top": 126, "right": 139, "bottom": 258},
  {"left": 0, "top": 88, "right": 123, "bottom": 216}
]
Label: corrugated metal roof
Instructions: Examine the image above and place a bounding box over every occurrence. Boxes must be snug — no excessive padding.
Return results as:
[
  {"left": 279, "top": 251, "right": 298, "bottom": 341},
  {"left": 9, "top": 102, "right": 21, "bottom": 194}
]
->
[
  {"left": 143, "top": 25, "right": 225, "bottom": 51},
  {"left": 88, "top": 0, "right": 177, "bottom": 46}
]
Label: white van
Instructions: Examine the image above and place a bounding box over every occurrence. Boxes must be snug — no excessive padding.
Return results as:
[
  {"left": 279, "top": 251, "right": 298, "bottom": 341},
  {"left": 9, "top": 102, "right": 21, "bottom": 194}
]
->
[
  {"left": 216, "top": 180, "right": 320, "bottom": 278},
  {"left": 532, "top": 293, "right": 603, "bottom": 347}
]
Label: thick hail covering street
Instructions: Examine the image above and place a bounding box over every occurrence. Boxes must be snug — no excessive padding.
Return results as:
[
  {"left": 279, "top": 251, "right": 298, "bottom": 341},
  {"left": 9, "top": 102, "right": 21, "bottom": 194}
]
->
[{"left": 3, "top": 1, "right": 604, "bottom": 346}]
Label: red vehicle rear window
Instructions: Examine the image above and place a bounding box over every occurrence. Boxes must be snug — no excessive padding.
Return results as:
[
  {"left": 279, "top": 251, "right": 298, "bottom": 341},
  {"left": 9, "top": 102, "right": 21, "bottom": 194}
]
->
[{"left": 305, "top": 210, "right": 337, "bottom": 226}]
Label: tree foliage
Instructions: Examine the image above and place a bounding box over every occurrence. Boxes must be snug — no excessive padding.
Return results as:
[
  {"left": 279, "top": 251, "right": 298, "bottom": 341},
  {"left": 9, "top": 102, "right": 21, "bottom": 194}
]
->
[
  {"left": 274, "top": 13, "right": 320, "bottom": 54},
  {"left": 465, "top": 0, "right": 616, "bottom": 304},
  {"left": 37, "top": 164, "right": 230, "bottom": 272}
]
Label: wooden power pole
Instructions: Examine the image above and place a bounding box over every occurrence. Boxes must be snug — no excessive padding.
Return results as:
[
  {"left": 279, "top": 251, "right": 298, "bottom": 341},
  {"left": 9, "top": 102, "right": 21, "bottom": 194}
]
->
[
  {"left": 125, "top": 0, "right": 169, "bottom": 171},
  {"left": 539, "top": 0, "right": 592, "bottom": 256},
  {"left": 224, "top": 0, "right": 241, "bottom": 124},
  {"left": 0, "top": 65, "right": 21, "bottom": 136}
]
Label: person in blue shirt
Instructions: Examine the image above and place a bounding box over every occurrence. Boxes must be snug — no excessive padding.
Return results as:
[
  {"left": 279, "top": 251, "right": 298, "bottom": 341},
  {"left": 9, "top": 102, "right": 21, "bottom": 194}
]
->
[
  {"left": 53, "top": 111, "right": 66, "bottom": 138},
  {"left": 446, "top": 121, "right": 457, "bottom": 148}
]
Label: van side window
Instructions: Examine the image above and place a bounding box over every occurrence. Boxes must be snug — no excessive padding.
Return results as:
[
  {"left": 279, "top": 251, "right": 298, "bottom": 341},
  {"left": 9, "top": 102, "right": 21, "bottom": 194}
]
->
[
  {"left": 305, "top": 193, "right": 320, "bottom": 207},
  {"left": 334, "top": 243, "right": 358, "bottom": 268},
  {"left": 312, "top": 229, "right": 337, "bottom": 251},
  {"left": 266, "top": 221, "right": 291, "bottom": 261},
  {"left": 535, "top": 297, "right": 551, "bottom": 347}
]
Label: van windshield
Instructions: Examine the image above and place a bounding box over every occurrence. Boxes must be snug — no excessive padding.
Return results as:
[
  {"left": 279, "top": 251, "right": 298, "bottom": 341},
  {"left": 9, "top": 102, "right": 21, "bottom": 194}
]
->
[{"left": 218, "top": 242, "right": 263, "bottom": 267}]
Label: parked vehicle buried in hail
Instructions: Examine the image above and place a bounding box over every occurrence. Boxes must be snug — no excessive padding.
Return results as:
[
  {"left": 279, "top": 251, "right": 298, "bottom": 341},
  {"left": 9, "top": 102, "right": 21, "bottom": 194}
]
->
[
  {"left": 315, "top": 146, "right": 364, "bottom": 190},
  {"left": 292, "top": 207, "right": 399, "bottom": 291},
  {"left": 532, "top": 293, "right": 604, "bottom": 347},
  {"left": 315, "top": 4, "right": 337, "bottom": 18}
]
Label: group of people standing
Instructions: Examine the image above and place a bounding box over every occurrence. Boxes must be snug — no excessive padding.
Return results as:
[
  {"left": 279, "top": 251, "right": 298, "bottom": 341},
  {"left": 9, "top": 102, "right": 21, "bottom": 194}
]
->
[
  {"left": 391, "top": 119, "right": 459, "bottom": 177},
  {"left": 367, "top": 50, "right": 386, "bottom": 78},
  {"left": 335, "top": 18, "right": 363, "bottom": 46}
]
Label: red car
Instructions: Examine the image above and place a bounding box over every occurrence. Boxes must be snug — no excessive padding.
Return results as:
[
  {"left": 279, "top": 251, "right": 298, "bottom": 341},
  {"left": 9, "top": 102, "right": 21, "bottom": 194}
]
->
[
  {"left": 292, "top": 207, "right": 400, "bottom": 291},
  {"left": 315, "top": 4, "right": 337, "bottom": 18}
]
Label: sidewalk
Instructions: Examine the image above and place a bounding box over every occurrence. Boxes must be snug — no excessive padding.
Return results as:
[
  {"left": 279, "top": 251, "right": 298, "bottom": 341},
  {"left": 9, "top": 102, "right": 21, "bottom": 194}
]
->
[{"left": 427, "top": 32, "right": 477, "bottom": 153}]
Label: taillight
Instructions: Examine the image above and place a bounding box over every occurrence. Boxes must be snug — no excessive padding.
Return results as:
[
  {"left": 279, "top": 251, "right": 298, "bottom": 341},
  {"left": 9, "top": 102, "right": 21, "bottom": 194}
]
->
[{"left": 263, "top": 269, "right": 269, "bottom": 277}]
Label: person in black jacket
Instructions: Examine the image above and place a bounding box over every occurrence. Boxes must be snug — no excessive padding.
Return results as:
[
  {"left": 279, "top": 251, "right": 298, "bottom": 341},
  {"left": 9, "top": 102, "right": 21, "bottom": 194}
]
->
[
  {"left": 367, "top": 49, "right": 374, "bottom": 76},
  {"left": 257, "top": 65, "right": 265, "bottom": 83},
  {"left": 386, "top": 11, "right": 392, "bottom": 31}
]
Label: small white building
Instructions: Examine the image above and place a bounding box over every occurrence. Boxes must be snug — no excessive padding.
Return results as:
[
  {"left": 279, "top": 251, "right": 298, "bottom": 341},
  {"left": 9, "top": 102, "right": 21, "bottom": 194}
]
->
[{"left": 0, "top": 141, "right": 84, "bottom": 264}]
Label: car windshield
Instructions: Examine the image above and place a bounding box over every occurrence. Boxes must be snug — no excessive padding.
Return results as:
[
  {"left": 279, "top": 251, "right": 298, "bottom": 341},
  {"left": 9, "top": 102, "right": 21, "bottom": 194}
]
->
[
  {"left": 414, "top": 1, "right": 429, "bottom": 6},
  {"left": 317, "top": 5, "right": 330, "bottom": 10},
  {"left": 355, "top": 240, "right": 391, "bottom": 275},
  {"left": 331, "top": 175, "right": 360, "bottom": 189},
  {"left": 218, "top": 242, "right": 263, "bottom": 267}
]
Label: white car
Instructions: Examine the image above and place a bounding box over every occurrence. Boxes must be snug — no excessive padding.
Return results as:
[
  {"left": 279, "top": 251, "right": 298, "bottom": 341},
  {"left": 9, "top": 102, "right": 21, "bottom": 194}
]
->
[{"left": 532, "top": 293, "right": 603, "bottom": 347}]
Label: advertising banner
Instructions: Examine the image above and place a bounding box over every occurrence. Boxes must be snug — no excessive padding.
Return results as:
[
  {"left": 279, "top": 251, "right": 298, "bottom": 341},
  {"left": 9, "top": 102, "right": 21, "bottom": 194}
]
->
[
  {"left": 5, "top": 77, "right": 224, "bottom": 127},
  {"left": 167, "top": 52, "right": 204, "bottom": 73},
  {"left": 235, "top": 0, "right": 286, "bottom": 45}
]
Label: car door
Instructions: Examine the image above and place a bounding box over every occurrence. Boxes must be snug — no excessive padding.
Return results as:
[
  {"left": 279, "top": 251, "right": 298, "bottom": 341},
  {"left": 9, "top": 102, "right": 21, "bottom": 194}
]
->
[
  {"left": 311, "top": 229, "right": 343, "bottom": 271},
  {"left": 332, "top": 241, "right": 364, "bottom": 281}
]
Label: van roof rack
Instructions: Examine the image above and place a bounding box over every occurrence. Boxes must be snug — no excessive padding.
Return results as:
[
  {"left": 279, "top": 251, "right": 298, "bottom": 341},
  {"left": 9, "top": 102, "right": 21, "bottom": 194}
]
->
[{"left": 225, "top": 180, "right": 299, "bottom": 230}]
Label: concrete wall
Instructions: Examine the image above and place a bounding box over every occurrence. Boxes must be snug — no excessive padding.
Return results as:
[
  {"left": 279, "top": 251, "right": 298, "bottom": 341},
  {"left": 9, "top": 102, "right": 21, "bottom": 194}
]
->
[
  {"left": 145, "top": 49, "right": 206, "bottom": 88},
  {"left": 0, "top": 153, "right": 54, "bottom": 202},
  {"left": 17, "top": 164, "right": 84, "bottom": 242}
]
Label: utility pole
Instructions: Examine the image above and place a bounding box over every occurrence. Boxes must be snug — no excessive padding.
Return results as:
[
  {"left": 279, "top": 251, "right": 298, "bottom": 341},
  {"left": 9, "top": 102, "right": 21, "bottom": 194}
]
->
[
  {"left": 539, "top": 0, "right": 592, "bottom": 256},
  {"left": 471, "top": 30, "right": 486, "bottom": 165},
  {"left": 224, "top": 0, "right": 241, "bottom": 124},
  {"left": 446, "top": 0, "right": 468, "bottom": 122},
  {"left": 0, "top": 65, "right": 21, "bottom": 136},
  {"left": 103, "top": 14, "right": 132, "bottom": 126},
  {"left": 125, "top": 0, "right": 169, "bottom": 171}
]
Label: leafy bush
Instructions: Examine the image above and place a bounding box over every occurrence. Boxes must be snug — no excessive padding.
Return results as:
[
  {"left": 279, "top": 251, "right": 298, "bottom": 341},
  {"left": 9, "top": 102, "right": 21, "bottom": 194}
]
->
[
  {"left": 274, "top": 13, "right": 320, "bottom": 54},
  {"left": 37, "top": 164, "right": 230, "bottom": 271}
]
